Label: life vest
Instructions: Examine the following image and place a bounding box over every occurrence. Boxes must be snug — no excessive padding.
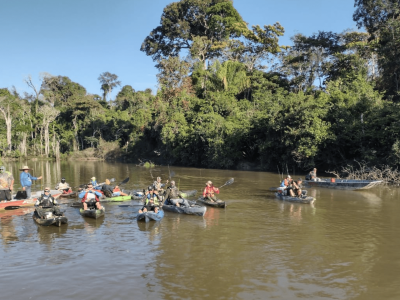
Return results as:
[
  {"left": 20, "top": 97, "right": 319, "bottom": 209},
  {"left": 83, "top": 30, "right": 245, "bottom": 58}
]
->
[
  {"left": 167, "top": 186, "right": 180, "bottom": 199},
  {"left": 145, "top": 193, "right": 159, "bottom": 206},
  {"left": 81, "top": 192, "right": 99, "bottom": 203},
  {"left": 39, "top": 195, "right": 55, "bottom": 207}
]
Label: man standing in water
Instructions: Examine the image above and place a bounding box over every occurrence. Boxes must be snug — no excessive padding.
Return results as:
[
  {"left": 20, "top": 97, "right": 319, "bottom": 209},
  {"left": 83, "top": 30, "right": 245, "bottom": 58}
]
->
[
  {"left": 0, "top": 166, "right": 14, "bottom": 202},
  {"left": 19, "top": 165, "right": 42, "bottom": 199}
]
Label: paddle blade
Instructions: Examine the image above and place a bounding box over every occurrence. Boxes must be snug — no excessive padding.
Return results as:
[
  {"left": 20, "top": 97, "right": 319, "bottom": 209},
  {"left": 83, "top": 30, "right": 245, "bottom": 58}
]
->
[
  {"left": 219, "top": 178, "right": 234, "bottom": 188},
  {"left": 226, "top": 178, "right": 234, "bottom": 185},
  {"left": 170, "top": 171, "right": 175, "bottom": 178},
  {"left": 4, "top": 206, "right": 20, "bottom": 210},
  {"left": 119, "top": 177, "right": 130, "bottom": 185}
]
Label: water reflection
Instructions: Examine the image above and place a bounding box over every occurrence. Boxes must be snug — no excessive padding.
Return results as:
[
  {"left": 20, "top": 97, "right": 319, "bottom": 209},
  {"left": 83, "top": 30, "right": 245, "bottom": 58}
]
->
[
  {"left": 36, "top": 223, "right": 68, "bottom": 245},
  {"left": 137, "top": 220, "right": 161, "bottom": 234},
  {"left": 0, "top": 162, "right": 399, "bottom": 300},
  {"left": 83, "top": 217, "right": 105, "bottom": 234},
  {"left": 204, "top": 207, "right": 222, "bottom": 227},
  {"left": 0, "top": 208, "right": 34, "bottom": 246}
]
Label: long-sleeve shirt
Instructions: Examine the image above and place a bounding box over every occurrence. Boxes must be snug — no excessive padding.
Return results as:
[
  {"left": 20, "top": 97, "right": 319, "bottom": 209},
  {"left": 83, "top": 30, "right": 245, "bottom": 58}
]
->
[
  {"left": 20, "top": 172, "right": 38, "bottom": 187},
  {"left": 79, "top": 190, "right": 102, "bottom": 202},
  {"left": 55, "top": 182, "right": 70, "bottom": 190}
]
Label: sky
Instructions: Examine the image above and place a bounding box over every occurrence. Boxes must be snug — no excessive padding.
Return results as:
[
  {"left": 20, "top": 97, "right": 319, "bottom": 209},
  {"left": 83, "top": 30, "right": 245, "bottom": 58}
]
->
[{"left": 0, "top": 0, "right": 360, "bottom": 98}]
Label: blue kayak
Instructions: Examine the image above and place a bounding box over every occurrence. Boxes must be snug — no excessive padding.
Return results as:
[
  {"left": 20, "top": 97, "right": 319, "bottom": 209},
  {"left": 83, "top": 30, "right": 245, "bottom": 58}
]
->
[{"left": 137, "top": 210, "right": 164, "bottom": 222}]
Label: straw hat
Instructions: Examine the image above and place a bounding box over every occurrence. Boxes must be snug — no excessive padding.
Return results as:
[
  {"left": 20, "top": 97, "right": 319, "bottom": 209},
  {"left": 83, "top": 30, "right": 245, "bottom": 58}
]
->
[
  {"left": 19, "top": 165, "right": 32, "bottom": 171},
  {"left": 91, "top": 177, "right": 96, "bottom": 180}
]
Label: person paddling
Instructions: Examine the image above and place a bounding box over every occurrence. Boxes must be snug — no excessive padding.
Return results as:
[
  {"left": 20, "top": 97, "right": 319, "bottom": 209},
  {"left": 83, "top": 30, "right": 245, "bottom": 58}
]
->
[{"left": 202, "top": 181, "right": 220, "bottom": 202}]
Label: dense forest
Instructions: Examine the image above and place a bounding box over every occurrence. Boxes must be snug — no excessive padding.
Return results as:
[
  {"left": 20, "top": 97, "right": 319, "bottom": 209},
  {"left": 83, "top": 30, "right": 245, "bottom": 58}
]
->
[{"left": 1, "top": 0, "right": 400, "bottom": 172}]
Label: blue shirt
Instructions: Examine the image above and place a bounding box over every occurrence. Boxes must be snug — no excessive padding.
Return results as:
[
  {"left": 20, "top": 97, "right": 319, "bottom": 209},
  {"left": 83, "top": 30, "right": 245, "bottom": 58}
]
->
[
  {"left": 78, "top": 190, "right": 102, "bottom": 199},
  {"left": 20, "top": 172, "right": 38, "bottom": 187}
]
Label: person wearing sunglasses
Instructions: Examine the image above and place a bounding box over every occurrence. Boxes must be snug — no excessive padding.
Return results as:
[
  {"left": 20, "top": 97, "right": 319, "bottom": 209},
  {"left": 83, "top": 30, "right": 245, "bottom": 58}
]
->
[
  {"left": 35, "top": 187, "right": 62, "bottom": 218},
  {"left": 79, "top": 183, "right": 103, "bottom": 210}
]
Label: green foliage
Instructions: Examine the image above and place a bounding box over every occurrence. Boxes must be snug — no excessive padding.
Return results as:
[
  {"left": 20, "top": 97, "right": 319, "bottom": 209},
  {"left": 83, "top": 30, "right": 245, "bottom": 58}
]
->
[{"left": 3, "top": 0, "right": 400, "bottom": 173}]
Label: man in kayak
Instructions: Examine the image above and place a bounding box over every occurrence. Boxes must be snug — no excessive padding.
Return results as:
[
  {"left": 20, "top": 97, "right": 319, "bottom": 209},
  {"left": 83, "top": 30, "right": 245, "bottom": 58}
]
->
[
  {"left": 202, "top": 181, "right": 220, "bottom": 202},
  {"left": 153, "top": 176, "right": 168, "bottom": 193},
  {"left": 280, "top": 175, "right": 292, "bottom": 188},
  {"left": 290, "top": 178, "right": 303, "bottom": 197},
  {"left": 164, "top": 180, "right": 190, "bottom": 207},
  {"left": 0, "top": 166, "right": 14, "bottom": 202},
  {"left": 101, "top": 179, "right": 128, "bottom": 197},
  {"left": 55, "top": 178, "right": 73, "bottom": 194},
  {"left": 35, "top": 187, "right": 62, "bottom": 218},
  {"left": 79, "top": 183, "right": 103, "bottom": 210},
  {"left": 139, "top": 186, "right": 161, "bottom": 214}
]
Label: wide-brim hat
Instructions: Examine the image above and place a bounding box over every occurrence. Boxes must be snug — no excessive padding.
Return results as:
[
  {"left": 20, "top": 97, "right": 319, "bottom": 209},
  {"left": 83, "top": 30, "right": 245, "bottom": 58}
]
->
[{"left": 19, "top": 165, "right": 32, "bottom": 171}]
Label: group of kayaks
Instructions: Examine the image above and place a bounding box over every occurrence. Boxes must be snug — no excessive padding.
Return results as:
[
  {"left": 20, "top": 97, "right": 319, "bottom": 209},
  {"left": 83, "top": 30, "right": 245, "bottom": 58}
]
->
[{"left": 30, "top": 183, "right": 230, "bottom": 226}]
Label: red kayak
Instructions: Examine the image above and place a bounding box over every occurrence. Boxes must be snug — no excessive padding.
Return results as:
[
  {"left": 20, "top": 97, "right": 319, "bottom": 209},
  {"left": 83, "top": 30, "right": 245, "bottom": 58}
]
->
[{"left": 0, "top": 199, "right": 36, "bottom": 210}]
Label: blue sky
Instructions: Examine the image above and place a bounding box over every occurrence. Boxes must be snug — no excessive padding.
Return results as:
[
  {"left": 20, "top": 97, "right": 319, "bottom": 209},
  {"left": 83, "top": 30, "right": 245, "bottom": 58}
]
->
[{"left": 0, "top": 0, "right": 359, "bottom": 98}]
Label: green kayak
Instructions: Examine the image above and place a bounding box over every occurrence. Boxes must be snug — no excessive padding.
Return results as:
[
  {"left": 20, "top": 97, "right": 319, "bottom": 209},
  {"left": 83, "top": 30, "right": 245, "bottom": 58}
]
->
[{"left": 100, "top": 195, "right": 132, "bottom": 202}]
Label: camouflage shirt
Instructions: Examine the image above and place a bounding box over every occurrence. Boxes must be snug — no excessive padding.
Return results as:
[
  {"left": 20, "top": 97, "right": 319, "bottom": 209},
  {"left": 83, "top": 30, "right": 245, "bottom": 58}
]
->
[{"left": 0, "top": 171, "right": 14, "bottom": 190}]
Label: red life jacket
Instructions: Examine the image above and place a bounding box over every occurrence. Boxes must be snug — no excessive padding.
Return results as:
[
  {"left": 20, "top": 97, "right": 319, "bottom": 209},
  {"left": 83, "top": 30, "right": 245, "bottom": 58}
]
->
[{"left": 81, "top": 192, "right": 100, "bottom": 203}]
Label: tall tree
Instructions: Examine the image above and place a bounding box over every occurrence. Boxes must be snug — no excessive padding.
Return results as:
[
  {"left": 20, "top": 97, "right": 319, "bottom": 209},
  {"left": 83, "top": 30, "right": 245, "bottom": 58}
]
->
[
  {"left": 0, "top": 89, "right": 19, "bottom": 152},
  {"left": 98, "top": 72, "right": 121, "bottom": 102},
  {"left": 141, "top": 0, "right": 249, "bottom": 69},
  {"left": 354, "top": 0, "right": 400, "bottom": 100},
  {"left": 39, "top": 105, "right": 59, "bottom": 157}
]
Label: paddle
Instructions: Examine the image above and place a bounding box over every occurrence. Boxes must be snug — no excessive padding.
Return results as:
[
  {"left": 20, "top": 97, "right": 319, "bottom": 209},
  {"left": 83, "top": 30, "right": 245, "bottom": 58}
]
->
[
  {"left": 74, "top": 178, "right": 115, "bottom": 189},
  {"left": 218, "top": 178, "right": 234, "bottom": 189},
  {"left": 4, "top": 206, "right": 21, "bottom": 210},
  {"left": 117, "top": 177, "right": 129, "bottom": 186},
  {"left": 118, "top": 204, "right": 145, "bottom": 207}
]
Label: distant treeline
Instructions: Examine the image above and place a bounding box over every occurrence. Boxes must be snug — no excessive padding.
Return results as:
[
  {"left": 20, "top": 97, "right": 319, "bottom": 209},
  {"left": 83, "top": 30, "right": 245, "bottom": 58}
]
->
[{"left": 1, "top": 0, "right": 400, "bottom": 172}]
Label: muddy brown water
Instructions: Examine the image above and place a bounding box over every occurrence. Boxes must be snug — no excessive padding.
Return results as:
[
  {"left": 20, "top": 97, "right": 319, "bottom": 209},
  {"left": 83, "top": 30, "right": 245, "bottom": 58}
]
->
[{"left": 0, "top": 161, "right": 399, "bottom": 300}]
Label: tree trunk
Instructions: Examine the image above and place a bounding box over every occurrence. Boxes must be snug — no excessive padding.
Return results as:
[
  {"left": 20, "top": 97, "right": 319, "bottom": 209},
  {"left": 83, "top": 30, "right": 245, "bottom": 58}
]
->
[
  {"left": 0, "top": 104, "right": 12, "bottom": 152},
  {"left": 44, "top": 123, "right": 50, "bottom": 157}
]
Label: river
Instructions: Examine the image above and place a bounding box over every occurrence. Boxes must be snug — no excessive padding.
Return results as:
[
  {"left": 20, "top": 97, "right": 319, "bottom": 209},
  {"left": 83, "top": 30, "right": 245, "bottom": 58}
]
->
[{"left": 0, "top": 161, "right": 399, "bottom": 300}]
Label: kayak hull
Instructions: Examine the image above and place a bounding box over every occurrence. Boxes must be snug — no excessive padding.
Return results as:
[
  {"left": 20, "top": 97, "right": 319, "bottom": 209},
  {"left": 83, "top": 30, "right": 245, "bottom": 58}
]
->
[
  {"left": 275, "top": 192, "right": 315, "bottom": 204},
  {"left": 162, "top": 204, "right": 206, "bottom": 216},
  {"left": 32, "top": 210, "right": 68, "bottom": 226},
  {"left": 137, "top": 210, "right": 164, "bottom": 222},
  {"left": 79, "top": 207, "right": 105, "bottom": 219},
  {"left": 197, "top": 197, "right": 226, "bottom": 208}
]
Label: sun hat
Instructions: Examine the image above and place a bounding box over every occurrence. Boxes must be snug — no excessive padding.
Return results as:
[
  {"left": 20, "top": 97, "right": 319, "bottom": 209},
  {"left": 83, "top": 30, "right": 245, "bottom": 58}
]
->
[
  {"left": 19, "top": 165, "right": 32, "bottom": 171},
  {"left": 91, "top": 177, "right": 96, "bottom": 180}
]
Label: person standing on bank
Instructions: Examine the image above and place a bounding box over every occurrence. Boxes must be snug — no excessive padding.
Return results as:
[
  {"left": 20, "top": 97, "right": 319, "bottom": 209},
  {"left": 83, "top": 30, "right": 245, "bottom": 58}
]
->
[
  {"left": 19, "top": 166, "right": 42, "bottom": 199},
  {"left": 0, "top": 166, "right": 14, "bottom": 202}
]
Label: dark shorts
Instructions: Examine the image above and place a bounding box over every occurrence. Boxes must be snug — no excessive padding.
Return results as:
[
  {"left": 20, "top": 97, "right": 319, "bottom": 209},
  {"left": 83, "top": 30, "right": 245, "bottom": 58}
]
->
[
  {"left": 0, "top": 190, "right": 11, "bottom": 201},
  {"left": 141, "top": 205, "right": 159, "bottom": 212}
]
